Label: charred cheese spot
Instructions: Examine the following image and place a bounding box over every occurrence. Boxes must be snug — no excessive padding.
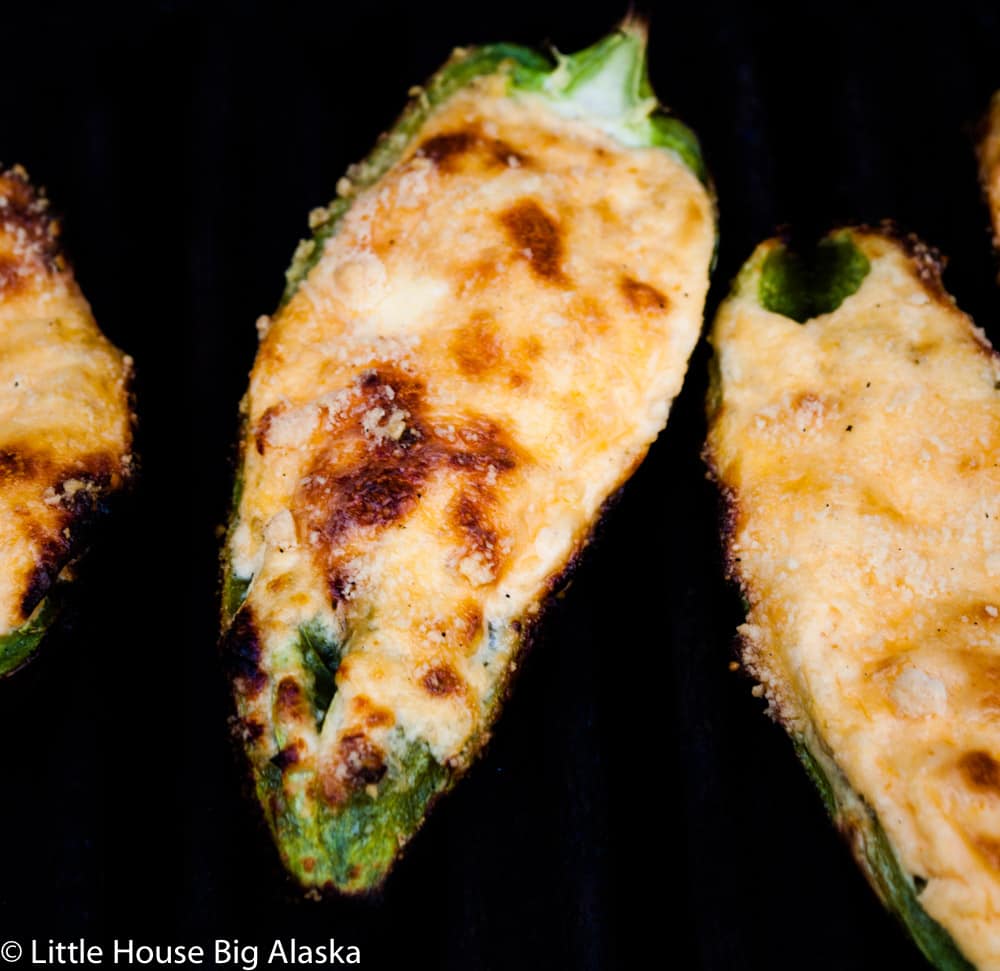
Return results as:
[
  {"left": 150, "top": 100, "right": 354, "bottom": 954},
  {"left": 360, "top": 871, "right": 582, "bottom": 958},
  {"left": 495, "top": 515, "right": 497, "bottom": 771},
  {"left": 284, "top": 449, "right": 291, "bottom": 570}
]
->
[
  {"left": 19, "top": 539, "right": 64, "bottom": 618},
  {"left": 276, "top": 676, "right": 310, "bottom": 722},
  {"left": 296, "top": 371, "right": 519, "bottom": 603},
  {"left": 416, "top": 128, "right": 528, "bottom": 174},
  {"left": 297, "top": 373, "right": 427, "bottom": 558},
  {"left": 351, "top": 694, "right": 395, "bottom": 728},
  {"left": 323, "top": 733, "right": 387, "bottom": 804},
  {"left": 620, "top": 276, "right": 670, "bottom": 313},
  {"left": 222, "top": 609, "right": 267, "bottom": 698},
  {"left": 451, "top": 490, "right": 502, "bottom": 580},
  {"left": 417, "top": 130, "right": 477, "bottom": 168},
  {"left": 319, "top": 460, "right": 422, "bottom": 536},
  {"left": 241, "top": 719, "right": 265, "bottom": 744},
  {"left": 500, "top": 199, "right": 565, "bottom": 283},
  {"left": 543, "top": 544, "right": 588, "bottom": 599},
  {"left": 0, "top": 446, "right": 42, "bottom": 481},
  {"left": 716, "top": 485, "right": 744, "bottom": 569},
  {"left": 0, "top": 448, "right": 123, "bottom": 620},
  {"left": 446, "top": 419, "right": 517, "bottom": 474},
  {"left": 421, "top": 663, "right": 463, "bottom": 696},
  {"left": 255, "top": 404, "right": 281, "bottom": 455},
  {"left": 960, "top": 751, "right": 1000, "bottom": 794},
  {"left": 272, "top": 743, "right": 303, "bottom": 770}
]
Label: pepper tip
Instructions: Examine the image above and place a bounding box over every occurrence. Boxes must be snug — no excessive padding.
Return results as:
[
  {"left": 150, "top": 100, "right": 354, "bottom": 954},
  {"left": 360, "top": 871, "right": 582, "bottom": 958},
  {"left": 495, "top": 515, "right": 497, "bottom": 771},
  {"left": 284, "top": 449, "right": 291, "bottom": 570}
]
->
[{"left": 618, "top": 10, "right": 650, "bottom": 47}]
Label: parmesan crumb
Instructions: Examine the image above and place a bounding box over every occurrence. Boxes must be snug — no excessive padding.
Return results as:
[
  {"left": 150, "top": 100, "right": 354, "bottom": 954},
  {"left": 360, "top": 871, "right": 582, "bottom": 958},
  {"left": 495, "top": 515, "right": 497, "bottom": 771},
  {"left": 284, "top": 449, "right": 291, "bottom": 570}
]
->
[
  {"left": 891, "top": 665, "right": 947, "bottom": 718},
  {"left": 264, "top": 509, "right": 297, "bottom": 553},
  {"left": 266, "top": 403, "right": 320, "bottom": 449},
  {"left": 291, "top": 238, "right": 316, "bottom": 265},
  {"left": 457, "top": 551, "right": 495, "bottom": 587},
  {"left": 308, "top": 206, "right": 331, "bottom": 229},
  {"left": 361, "top": 406, "right": 385, "bottom": 437}
]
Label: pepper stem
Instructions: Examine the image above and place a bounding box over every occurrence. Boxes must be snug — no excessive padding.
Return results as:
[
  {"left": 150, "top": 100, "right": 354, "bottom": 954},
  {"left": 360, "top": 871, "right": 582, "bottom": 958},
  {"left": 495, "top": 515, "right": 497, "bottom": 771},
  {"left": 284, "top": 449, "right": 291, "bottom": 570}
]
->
[{"left": 539, "top": 17, "right": 657, "bottom": 135}]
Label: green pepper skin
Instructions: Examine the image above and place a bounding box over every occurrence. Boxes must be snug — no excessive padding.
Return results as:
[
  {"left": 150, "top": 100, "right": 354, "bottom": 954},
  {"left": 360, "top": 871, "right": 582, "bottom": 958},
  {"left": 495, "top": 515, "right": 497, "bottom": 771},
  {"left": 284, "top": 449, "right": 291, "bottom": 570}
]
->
[
  {"left": 794, "top": 734, "right": 974, "bottom": 971},
  {"left": 0, "top": 596, "right": 58, "bottom": 677},
  {"left": 758, "top": 232, "right": 871, "bottom": 323}
]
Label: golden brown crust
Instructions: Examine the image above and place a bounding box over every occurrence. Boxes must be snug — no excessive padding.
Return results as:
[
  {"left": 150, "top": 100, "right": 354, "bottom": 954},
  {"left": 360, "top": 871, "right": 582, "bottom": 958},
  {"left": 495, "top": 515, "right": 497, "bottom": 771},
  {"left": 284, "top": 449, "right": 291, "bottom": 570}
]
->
[
  {"left": 0, "top": 166, "right": 62, "bottom": 294},
  {"left": 959, "top": 751, "right": 1000, "bottom": 793},
  {"left": 706, "top": 228, "right": 1000, "bottom": 967},
  {"left": 498, "top": 198, "right": 566, "bottom": 283},
  {"left": 415, "top": 127, "right": 528, "bottom": 174},
  {"left": 0, "top": 166, "right": 133, "bottom": 636},
  {"left": 286, "top": 367, "right": 521, "bottom": 607},
  {"left": 227, "top": 78, "right": 714, "bottom": 832}
]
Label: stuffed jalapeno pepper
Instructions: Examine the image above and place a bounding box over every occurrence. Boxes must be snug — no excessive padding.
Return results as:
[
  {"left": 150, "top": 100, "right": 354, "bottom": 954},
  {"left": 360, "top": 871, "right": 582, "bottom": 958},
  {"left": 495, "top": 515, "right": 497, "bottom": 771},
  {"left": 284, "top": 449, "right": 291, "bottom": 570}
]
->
[
  {"left": 223, "top": 20, "right": 715, "bottom": 894},
  {"left": 0, "top": 166, "right": 133, "bottom": 676},
  {"left": 706, "top": 227, "right": 1000, "bottom": 970}
]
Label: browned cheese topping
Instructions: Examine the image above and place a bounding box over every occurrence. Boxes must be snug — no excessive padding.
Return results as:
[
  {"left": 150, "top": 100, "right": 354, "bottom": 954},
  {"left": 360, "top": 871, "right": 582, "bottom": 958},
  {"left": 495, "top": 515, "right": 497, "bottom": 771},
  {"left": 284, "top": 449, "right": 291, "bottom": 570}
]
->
[
  {"left": 228, "top": 75, "right": 714, "bottom": 807},
  {"left": 707, "top": 231, "right": 1000, "bottom": 969},
  {"left": 0, "top": 167, "right": 133, "bottom": 637}
]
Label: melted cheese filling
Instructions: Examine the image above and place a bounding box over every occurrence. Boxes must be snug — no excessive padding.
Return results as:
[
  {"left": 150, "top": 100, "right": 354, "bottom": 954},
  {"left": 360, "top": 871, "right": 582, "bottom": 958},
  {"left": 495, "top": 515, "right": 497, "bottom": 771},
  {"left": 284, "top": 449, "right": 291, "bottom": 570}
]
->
[
  {"left": 231, "top": 75, "right": 713, "bottom": 797},
  {"left": 0, "top": 171, "right": 132, "bottom": 636},
  {"left": 709, "top": 233, "right": 1000, "bottom": 969}
]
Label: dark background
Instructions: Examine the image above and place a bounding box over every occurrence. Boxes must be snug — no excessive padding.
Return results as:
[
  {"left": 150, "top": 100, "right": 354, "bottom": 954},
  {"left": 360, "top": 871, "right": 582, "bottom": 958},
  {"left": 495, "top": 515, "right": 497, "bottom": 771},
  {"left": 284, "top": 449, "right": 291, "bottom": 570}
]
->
[{"left": 1, "top": 1, "right": 998, "bottom": 968}]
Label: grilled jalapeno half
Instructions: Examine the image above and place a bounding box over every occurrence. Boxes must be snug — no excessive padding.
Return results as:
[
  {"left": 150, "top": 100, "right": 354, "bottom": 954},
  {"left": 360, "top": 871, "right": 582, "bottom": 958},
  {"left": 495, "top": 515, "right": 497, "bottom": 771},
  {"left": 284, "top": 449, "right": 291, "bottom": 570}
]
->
[
  {"left": 705, "top": 226, "right": 1000, "bottom": 970},
  {"left": 222, "top": 20, "right": 715, "bottom": 894},
  {"left": 0, "top": 166, "right": 133, "bottom": 676}
]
